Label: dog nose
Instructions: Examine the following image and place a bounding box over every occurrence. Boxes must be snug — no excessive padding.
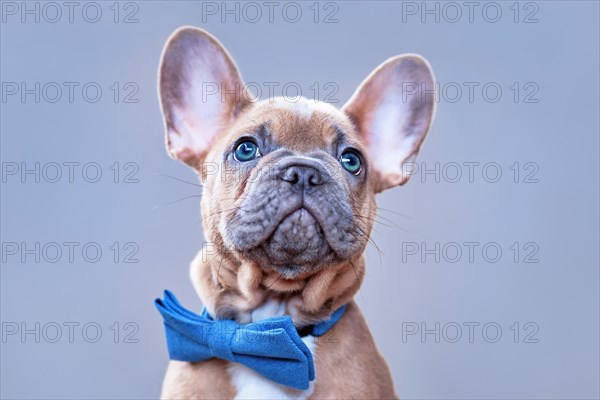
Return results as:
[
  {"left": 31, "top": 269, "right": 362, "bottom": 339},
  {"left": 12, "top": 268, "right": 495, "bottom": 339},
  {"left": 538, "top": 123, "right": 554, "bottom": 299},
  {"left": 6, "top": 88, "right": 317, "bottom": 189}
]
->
[{"left": 281, "top": 165, "right": 324, "bottom": 189}]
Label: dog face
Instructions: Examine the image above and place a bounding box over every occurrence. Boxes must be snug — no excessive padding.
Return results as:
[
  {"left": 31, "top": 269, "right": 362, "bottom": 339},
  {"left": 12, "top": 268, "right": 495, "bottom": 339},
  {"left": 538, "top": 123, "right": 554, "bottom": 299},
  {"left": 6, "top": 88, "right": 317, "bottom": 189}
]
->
[
  {"left": 201, "top": 98, "right": 374, "bottom": 278},
  {"left": 158, "top": 27, "right": 435, "bottom": 280}
]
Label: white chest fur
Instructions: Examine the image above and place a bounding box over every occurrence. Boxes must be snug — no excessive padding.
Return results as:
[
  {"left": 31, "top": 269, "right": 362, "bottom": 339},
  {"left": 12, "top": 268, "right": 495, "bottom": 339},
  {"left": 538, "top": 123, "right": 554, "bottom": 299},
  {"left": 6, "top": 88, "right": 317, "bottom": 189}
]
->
[{"left": 228, "top": 300, "right": 317, "bottom": 400}]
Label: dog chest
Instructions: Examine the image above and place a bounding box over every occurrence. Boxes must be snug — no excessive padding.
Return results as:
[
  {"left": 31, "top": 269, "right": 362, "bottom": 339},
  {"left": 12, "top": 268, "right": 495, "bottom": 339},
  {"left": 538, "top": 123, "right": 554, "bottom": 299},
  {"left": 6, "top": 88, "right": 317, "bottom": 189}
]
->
[
  {"left": 228, "top": 299, "right": 317, "bottom": 399},
  {"left": 228, "top": 335, "right": 316, "bottom": 400}
]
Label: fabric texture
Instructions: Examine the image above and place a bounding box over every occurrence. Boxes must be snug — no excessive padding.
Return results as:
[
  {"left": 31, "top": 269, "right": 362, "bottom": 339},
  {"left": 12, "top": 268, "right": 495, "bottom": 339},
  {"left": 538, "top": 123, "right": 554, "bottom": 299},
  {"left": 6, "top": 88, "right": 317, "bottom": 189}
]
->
[{"left": 155, "top": 290, "right": 346, "bottom": 390}]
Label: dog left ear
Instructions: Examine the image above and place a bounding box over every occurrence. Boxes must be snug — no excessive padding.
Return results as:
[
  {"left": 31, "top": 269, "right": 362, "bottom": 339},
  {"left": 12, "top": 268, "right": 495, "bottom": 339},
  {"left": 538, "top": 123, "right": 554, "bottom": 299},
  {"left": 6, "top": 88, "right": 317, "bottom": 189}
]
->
[{"left": 343, "top": 55, "right": 436, "bottom": 192}]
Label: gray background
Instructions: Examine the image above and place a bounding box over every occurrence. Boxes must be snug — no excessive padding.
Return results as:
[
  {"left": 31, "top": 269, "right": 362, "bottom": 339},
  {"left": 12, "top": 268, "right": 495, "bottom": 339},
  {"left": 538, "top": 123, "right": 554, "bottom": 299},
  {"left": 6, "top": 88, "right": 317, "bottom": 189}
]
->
[{"left": 1, "top": 1, "right": 599, "bottom": 399}]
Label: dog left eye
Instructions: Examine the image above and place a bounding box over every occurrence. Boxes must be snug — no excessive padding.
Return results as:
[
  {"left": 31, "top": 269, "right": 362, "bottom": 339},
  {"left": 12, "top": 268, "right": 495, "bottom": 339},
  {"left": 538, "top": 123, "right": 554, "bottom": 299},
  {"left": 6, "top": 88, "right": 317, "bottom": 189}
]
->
[
  {"left": 340, "top": 151, "right": 362, "bottom": 174},
  {"left": 234, "top": 141, "right": 261, "bottom": 162}
]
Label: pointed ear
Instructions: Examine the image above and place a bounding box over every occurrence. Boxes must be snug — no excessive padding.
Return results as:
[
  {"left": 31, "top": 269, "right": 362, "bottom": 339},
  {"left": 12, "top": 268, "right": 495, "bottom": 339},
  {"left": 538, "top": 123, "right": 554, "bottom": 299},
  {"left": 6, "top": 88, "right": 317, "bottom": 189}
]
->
[
  {"left": 343, "top": 55, "right": 436, "bottom": 192},
  {"left": 158, "top": 27, "right": 251, "bottom": 168}
]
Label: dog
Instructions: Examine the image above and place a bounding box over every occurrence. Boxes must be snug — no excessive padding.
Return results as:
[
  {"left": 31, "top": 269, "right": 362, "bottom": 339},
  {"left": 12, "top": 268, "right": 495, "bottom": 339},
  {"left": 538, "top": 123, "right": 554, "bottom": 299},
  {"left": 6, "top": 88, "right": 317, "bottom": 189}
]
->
[{"left": 156, "top": 26, "right": 435, "bottom": 399}]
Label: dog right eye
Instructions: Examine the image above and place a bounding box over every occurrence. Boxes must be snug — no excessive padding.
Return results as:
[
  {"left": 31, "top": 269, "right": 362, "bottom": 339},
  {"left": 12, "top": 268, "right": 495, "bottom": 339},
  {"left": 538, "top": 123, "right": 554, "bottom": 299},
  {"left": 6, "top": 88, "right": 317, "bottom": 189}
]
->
[{"left": 234, "top": 141, "right": 261, "bottom": 162}]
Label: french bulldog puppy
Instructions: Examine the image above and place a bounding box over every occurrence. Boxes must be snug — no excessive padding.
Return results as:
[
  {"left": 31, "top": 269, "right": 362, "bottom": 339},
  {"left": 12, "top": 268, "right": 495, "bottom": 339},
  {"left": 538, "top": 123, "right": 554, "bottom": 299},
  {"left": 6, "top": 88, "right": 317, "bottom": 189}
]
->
[{"left": 157, "top": 26, "right": 435, "bottom": 399}]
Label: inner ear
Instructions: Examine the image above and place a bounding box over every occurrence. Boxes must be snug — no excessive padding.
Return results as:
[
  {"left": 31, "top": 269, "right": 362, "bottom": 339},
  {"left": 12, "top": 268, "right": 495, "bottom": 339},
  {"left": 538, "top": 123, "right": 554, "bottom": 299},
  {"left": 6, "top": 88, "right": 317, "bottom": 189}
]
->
[
  {"left": 158, "top": 27, "right": 251, "bottom": 168},
  {"left": 343, "top": 55, "right": 436, "bottom": 192}
]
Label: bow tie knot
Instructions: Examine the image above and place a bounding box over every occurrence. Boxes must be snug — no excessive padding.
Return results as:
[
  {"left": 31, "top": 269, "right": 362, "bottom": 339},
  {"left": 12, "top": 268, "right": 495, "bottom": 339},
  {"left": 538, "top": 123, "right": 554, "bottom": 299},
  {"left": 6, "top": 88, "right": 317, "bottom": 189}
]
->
[
  {"left": 206, "top": 319, "right": 236, "bottom": 360},
  {"left": 155, "top": 290, "right": 346, "bottom": 390}
]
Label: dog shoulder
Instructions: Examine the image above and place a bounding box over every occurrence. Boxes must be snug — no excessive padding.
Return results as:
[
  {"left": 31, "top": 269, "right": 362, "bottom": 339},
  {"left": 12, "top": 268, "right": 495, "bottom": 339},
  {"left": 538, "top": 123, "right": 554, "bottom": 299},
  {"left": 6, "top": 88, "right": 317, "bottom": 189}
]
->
[
  {"left": 160, "top": 359, "right": 235, "bottom": 399},
  {"left": 312, "top": 301, "right": 399, "bottom": 399}
]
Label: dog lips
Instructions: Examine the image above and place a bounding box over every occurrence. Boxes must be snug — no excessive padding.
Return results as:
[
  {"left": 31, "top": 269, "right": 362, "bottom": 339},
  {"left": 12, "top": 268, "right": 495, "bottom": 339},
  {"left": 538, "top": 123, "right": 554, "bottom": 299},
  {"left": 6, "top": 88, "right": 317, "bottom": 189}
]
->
[{"left": 263, "top": 208, "right": 331, "bottom": 265}]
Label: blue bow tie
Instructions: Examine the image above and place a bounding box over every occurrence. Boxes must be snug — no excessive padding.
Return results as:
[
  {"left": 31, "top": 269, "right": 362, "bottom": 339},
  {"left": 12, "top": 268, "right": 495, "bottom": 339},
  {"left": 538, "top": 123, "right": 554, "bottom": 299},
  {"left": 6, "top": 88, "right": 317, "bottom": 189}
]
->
[{"left": 155, "top": 290, "right": 346, "bottom": 390}]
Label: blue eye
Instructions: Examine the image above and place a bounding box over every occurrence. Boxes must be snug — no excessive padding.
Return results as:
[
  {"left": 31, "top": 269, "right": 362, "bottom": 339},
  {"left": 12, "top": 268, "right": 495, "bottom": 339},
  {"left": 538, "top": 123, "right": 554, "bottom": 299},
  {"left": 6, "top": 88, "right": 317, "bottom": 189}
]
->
[
  {"left": 340, "top": 151, "right": 362, "bottom": 174},
  {"left": 234, "top": 141, "right": 260, "bottom": 162}
]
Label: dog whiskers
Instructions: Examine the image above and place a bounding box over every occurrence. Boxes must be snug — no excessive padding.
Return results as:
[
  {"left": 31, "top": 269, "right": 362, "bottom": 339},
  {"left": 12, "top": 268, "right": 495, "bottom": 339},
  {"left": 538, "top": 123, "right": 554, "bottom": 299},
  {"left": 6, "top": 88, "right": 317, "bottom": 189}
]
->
[
  {"left": 351, "top": 223, "right": 384, "bottom": 271},
  {"left": 376, "top": 206, "right": 413, "bottom": 220},
  {"left": 151, "top": 172, "right": 205, "bottom": 188},
  {"left": 152, "top": 194, "right": 203, "bottom": 210}
]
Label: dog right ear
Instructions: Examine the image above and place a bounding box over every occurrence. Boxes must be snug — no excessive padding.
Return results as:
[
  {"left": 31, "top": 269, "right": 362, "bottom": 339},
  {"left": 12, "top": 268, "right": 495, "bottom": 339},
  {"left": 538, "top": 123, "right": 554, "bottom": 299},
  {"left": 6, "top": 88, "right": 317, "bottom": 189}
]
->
[{"left": 158, "top": 27, "right": 251, "bottom": 168}]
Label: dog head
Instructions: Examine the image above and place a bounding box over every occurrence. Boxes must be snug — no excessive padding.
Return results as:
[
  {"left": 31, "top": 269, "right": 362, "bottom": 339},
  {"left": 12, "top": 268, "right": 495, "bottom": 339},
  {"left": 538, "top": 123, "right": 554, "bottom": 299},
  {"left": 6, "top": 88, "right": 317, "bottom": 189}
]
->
[{"left": 158, "top": 27, "right": 435, "bottom": 307}]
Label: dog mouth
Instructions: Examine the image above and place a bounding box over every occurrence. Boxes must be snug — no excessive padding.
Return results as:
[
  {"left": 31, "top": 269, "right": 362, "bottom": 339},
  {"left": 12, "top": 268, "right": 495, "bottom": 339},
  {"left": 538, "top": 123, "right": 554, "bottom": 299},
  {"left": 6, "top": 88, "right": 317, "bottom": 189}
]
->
[{"left": 261, "top": 207, "right": 334, "bottom": 266}]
